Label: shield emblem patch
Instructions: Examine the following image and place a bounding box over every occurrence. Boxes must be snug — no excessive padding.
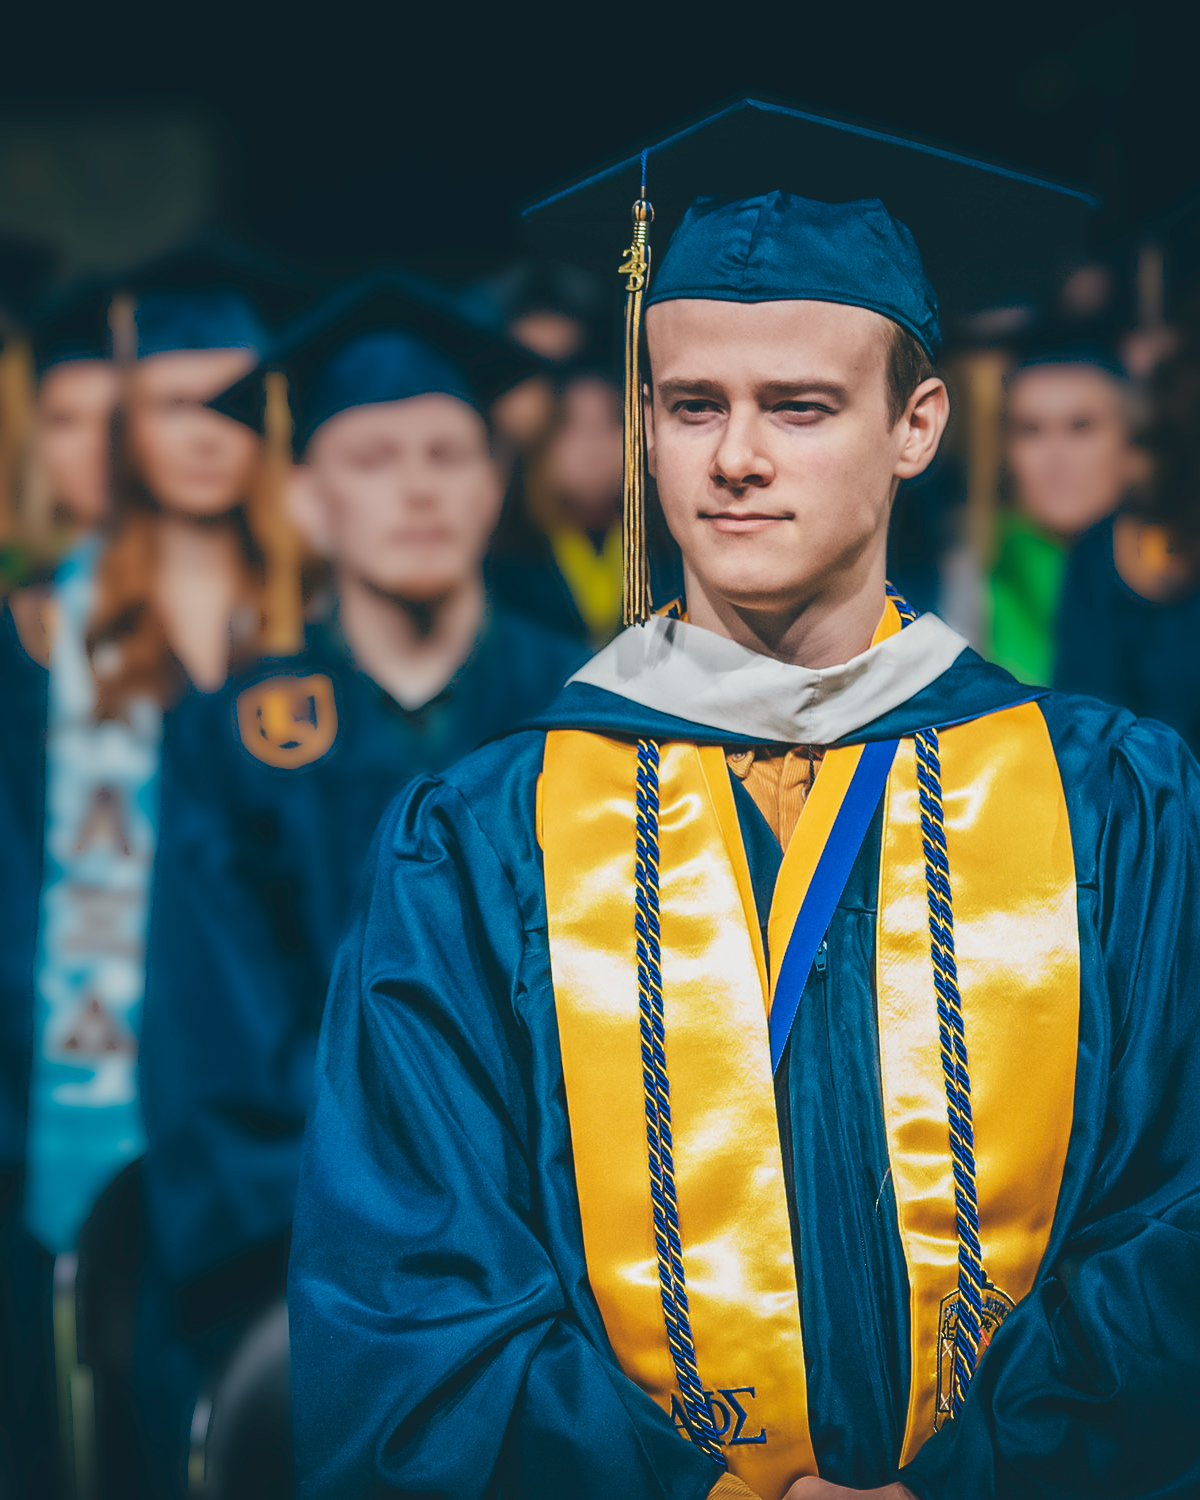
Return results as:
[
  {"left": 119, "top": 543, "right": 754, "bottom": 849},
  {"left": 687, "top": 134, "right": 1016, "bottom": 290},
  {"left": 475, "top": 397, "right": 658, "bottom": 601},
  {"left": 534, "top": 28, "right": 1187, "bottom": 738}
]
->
[
  {"left": 237, "top": 673, "right": 339, "bottom": 770},
  {"left": 934, "top": 1280, "right": 1015, "bottom": 1430}
]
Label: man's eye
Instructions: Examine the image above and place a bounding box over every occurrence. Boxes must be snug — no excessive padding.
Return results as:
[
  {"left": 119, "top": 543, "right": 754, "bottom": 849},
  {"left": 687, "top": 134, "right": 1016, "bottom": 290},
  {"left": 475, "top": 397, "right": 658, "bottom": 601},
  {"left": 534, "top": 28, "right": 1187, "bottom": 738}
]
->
[
  {"left": 675, "top": 400, "right": 719, "bottom": 416},
  {"left": 777, "top": 402, "right": 830, "bottom": 417}
]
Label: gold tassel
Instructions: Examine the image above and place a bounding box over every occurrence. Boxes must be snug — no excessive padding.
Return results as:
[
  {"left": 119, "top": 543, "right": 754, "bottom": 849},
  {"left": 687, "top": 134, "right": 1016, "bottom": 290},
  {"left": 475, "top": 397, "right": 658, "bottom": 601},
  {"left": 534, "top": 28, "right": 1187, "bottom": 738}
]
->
[
  {"left": 108, "top": 293, "right": 137, "bottom": 367},
  {"left": 619, "top": 195, "right": 653, "bottom": 626},
  {"left": 0, "top": 336, "right": 35, "bottom": 550},
  {"left": 258, "top": 369, "right": 303, "bottom": 656}
]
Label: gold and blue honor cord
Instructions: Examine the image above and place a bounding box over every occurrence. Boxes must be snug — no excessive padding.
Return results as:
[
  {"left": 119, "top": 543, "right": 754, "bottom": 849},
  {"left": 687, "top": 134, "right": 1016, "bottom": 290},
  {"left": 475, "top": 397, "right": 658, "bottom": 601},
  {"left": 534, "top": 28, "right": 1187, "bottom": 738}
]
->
[
  {"left": 631, "top": 587, "right": 988, "bottom": 1451},
  {"left": 635, "top": 735, "right": 727, "bottom": 1467},
  {"left": 887, "top": 584, "right": 986, "bottom": 1416}
]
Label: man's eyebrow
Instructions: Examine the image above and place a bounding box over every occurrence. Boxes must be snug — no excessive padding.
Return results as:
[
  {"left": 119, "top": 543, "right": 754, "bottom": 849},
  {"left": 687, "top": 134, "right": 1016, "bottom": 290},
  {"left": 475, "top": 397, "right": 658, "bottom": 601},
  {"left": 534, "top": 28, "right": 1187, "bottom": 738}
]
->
[
  {"left": 756, "top": 379, "right": 850, "bottom": 401},
  {"left": 654, "top": 377, "right": 850, "bottom": 402},
  {"left": 655, "top": 378, "right": 726, "bottom": 401}
]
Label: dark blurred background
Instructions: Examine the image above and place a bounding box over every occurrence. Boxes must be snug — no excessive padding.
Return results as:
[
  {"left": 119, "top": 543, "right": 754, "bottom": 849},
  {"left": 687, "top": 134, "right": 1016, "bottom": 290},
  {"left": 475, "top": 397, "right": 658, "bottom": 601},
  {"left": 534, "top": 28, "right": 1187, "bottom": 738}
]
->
[{"left": 2, "top": 0, "right": 1195, "bottom": 285}]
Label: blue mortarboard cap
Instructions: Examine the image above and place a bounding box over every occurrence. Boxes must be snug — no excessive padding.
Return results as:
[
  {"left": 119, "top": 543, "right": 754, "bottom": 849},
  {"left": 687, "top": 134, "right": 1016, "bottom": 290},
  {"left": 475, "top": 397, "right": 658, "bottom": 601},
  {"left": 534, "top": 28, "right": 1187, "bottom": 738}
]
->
[
  {"left": 306, "top": 331, "right": 477, "bottom": 437},
  {"left": 209, "top": 268, "right": 545, "bottom": 451},
  {"left": 134, "top": 289, "right": 265, "bottom": 358},
  {"left": 1010, "top": 338, "right": 1128, "bottom": 382},
  {"left": 118, "top": 230, "right": 323, "bottom": 359},
  {"left": 523, "top": 99, "right": 1096, "bottom": 347},
  {"left": 27, "top": 275, "right": 116, "bottom": 373},
  {"left": 648, "top": 192, "right": 941, "bottom": 355}
]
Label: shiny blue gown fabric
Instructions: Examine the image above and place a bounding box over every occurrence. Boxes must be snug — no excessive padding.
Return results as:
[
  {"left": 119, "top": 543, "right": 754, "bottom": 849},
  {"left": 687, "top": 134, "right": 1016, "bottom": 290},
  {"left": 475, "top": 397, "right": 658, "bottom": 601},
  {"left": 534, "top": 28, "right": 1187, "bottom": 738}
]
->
[
  {"left": 143, "top": 609, "right": 586, "bottom": 1289},
  {"left": 289, "top": 649, "right": 1200, "bottom": 1500}
]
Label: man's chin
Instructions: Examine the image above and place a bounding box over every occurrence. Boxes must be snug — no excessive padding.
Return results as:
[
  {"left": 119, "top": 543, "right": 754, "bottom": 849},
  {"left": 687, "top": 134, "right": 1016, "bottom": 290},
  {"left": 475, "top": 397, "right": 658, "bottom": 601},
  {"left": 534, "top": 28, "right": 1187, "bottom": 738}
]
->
[{"left": 687, "top": 569, "right": 821, "bottom": 619}]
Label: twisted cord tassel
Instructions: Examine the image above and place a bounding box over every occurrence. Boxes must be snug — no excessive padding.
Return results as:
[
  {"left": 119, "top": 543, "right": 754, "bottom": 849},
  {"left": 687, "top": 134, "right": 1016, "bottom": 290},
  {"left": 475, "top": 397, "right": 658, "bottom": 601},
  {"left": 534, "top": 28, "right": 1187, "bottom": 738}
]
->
[
  {"left": 635, "top": 738, "right": 725, "bottom": 1466},
  {"left": 886, "top": 586, "right": 986, "bottom": 1417},
  {"left": 619, "top": 195, "right": 653, "bottom": 626}
]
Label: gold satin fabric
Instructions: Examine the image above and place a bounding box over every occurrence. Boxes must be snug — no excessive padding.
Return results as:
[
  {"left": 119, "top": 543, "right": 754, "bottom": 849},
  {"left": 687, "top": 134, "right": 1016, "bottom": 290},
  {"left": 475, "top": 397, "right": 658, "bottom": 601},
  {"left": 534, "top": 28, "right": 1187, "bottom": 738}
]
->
[
  {"left": 540, "top": 602, "right": 1078, "bottom": 1483},
  {"left": 876, "top": 701, "right": 1080, "bottom": 1461},
  {"left": 542, "top": 732, "right": 817, "bottom": 1498}
]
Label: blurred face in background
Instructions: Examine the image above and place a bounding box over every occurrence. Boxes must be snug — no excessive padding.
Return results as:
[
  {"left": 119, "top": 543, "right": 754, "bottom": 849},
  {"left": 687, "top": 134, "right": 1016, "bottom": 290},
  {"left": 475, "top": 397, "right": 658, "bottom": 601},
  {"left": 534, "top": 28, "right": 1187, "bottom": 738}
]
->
[
  {"left": 292, "top": 393, "right": 503, "bottom": 603},
  {"left": 125, "top": 348, "right": 260, "bottom": 517},
  {"left": 1006, "top": 363, "right": 1135, "bottom": 540},
  {"left": 37, "top": 359, "right": 120, "bottom": 529},
  {"left": 544, "top": 375, "right": 623, "bottom": 531},
  {"left": 490, "top": 307, "right": 586, "bottom": 454}
]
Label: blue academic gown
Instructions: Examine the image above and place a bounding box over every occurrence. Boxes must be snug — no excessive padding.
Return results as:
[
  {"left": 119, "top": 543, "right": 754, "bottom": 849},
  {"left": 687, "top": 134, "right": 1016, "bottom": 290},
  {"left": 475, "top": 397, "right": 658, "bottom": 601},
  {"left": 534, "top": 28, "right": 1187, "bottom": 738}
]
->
[
  {"left": 0, "top": 605, "right": 55, "bottom": 1500},
  {"left": 0, "top": 595, "right": 582, "bottom": 1496},
  {"left": 0, "top": 606, "right": 48, "bottom": 1178},
  {"left": 289, "top": 643, "right": 1200, "bottom": 1500},
  {"left": 141, "top": 606, "right": 587, "bottom": 1298}
]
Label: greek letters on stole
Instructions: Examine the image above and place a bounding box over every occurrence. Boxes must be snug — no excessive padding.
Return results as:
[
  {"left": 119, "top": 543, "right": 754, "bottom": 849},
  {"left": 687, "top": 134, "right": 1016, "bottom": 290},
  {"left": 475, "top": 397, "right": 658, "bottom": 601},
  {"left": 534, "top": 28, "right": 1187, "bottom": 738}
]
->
[{"left": 540, "top": 700, "right": 1079, "bottom": 1495}]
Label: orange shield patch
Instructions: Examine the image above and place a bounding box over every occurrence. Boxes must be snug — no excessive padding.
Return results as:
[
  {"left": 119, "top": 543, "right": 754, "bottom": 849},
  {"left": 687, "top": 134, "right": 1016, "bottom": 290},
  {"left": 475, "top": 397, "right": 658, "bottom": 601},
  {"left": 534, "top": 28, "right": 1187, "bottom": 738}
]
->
[{"left": 237, "top": 674, "right": 339, "bottom": 770}]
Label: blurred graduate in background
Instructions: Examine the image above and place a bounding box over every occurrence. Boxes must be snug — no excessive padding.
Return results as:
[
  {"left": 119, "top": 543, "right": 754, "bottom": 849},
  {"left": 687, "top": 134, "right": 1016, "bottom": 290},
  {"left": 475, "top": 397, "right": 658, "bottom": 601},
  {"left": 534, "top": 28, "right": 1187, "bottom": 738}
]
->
[
  {"left": 0, "top": 232, "right": 61, "bottom": 591},
  {"left": 481, "top": 264, "right": 684, "bottom": 645},
  {"left": 137, "top": 268, "right": 585, "bottom": 1491},
  {"left": 988, "top": 345, "right": 1138, "bottom": 684},
  {"left": 2, "top": 278, "right": 122, "bottom": 592},
  {"left": 468, "top": 258, "right": 603, "bottom": 456},
  {"left": 0, "top": 237, "right": 307, "bottom": 1500},
  {"left": 1056, "top": 313, "right": 1200, "bottom": 755},
  {"left": 491, "top": 358, "right": 630, "bottom": 644}
]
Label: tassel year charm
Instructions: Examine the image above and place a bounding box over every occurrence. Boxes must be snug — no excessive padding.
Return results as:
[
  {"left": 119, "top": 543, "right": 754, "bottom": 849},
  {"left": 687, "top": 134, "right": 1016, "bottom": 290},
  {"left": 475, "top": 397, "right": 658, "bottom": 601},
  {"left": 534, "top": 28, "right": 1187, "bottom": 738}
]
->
[{"left": 619, "top": 195, "right": 653, "bottom": 626}]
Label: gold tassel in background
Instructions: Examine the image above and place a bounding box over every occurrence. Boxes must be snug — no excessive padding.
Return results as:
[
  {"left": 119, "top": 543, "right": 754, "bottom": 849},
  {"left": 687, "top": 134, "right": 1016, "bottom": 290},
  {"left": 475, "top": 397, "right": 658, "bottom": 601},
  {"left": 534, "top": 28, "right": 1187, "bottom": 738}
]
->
[
  {"left": 0, "top": 336, "right": 35, "bottom": 550},
  {"left": 108, "top": 293, "right": 137, "bottom": 368},
  {"left": 257, "top": 369, "right": 304, "bottom": 656},
  {"left": 619, "top": 194, "right": 653, "bottom": 626}
]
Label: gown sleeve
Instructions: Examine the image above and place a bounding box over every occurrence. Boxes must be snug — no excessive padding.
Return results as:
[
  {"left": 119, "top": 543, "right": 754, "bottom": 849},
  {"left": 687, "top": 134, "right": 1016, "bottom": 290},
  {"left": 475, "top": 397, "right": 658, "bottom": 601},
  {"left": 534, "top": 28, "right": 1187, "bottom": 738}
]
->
[
  {"left": 901, "top": 716, "right": 1200, "bottom": 1499},
  {"left": 287, "top": 772, "right": 719, "bottom": 1500},
  {"left": 142, "top": 693, "right": 317, "bottom": 1286}
]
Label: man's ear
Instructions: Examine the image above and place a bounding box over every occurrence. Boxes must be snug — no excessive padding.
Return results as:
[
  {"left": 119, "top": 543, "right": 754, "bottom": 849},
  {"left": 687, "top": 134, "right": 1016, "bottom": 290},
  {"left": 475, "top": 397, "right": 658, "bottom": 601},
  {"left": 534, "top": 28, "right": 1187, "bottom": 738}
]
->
[
  {"left": 287, "top": 464, "right": 333, "bottom": 558},
  {"left": 643, "top": 382, "right": 656, "bottom": 479},
  {"left": 894, "top": 377, "right": 950, "bottom": 482}
]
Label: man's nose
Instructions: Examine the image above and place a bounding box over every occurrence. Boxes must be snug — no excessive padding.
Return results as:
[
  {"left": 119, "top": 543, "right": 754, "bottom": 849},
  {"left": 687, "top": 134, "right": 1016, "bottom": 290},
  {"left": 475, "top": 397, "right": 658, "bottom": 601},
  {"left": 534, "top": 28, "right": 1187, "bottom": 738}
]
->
[{"left": 710, "top": 413, "right": 773, "bottom": 489}]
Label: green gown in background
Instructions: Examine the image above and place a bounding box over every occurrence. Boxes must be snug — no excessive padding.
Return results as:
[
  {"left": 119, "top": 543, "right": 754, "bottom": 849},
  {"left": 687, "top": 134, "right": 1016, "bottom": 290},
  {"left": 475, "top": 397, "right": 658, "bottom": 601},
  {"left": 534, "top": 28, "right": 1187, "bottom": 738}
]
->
[{"left": 987, "top": 511, "right": 1068, "bottom": 687}]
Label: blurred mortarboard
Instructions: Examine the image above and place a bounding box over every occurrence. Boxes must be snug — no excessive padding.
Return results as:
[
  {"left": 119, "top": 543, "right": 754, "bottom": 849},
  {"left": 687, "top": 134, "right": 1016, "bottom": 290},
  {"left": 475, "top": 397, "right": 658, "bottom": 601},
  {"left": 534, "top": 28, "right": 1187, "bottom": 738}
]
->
[
  {"left": 462, "top": 259, "right": 606, "bottom": 330},
  {"left": 1008, "top": 329, "right": 1128, "bottom": 383},
  {"left": 117, "top": 230, "right": 324, "bottom": 359},
  {"left": 210, "top": 267, "right": 547, "bottom": 451},
  {"left": 27, "top": 275, "right": 118, "bottom": 374},
  {"left": 523, "top": 98, "right": 1096, "bottom": 353}
]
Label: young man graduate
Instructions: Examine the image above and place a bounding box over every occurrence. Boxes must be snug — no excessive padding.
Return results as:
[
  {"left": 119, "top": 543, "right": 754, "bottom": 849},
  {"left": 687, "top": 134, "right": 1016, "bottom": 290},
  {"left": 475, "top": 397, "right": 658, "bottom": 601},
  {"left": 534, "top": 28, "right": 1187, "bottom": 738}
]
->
[
  {"left": 139, "top": 271, "right": 585, "bottom": 1389},
  {"left": 288, "top": 101, "right": 1200, "bottom": 1500}
]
